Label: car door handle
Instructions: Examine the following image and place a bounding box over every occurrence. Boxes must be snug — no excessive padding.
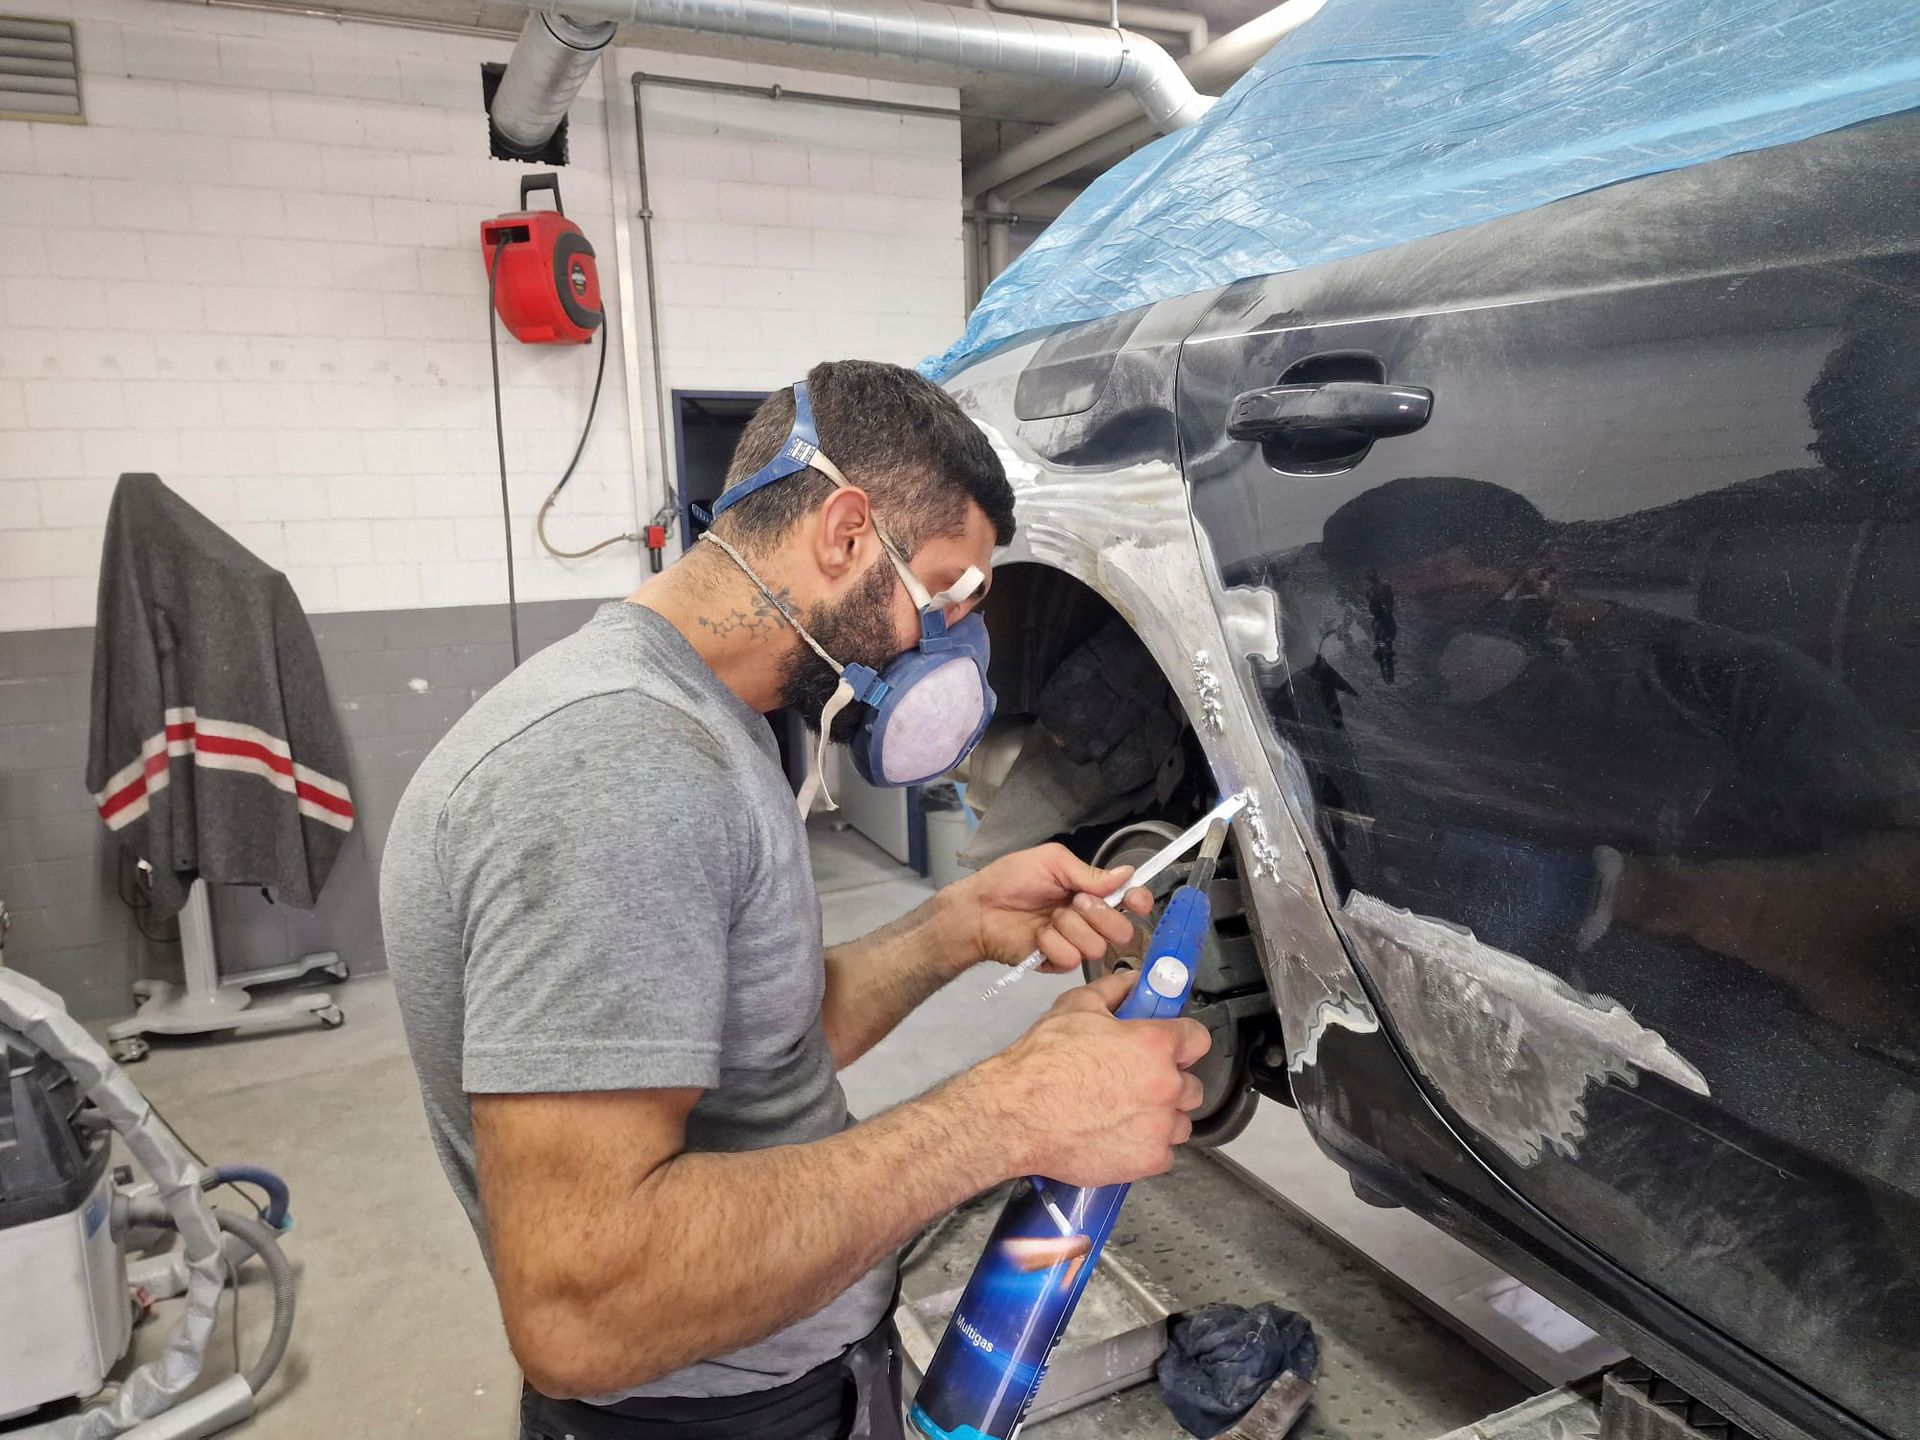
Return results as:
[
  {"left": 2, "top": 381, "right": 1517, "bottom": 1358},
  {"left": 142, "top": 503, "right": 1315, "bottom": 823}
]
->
[{"left": 1228, "top": 381, "right": 1433, "bottom": 442}]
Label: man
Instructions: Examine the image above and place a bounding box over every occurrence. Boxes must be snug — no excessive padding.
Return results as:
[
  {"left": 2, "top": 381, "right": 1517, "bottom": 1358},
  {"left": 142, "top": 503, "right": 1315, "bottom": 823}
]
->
[{"left": 380, "top": 359, "right": 1211, "bottom": 1440}]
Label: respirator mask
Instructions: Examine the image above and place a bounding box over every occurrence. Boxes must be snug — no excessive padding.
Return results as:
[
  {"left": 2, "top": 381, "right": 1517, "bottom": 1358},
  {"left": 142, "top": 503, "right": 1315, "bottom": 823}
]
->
[
  {"left": 1423, "top": 582, "right": 1559, "bottom": 704},
  {"left": 1358, "top": 578, "right": 1556, "bottom": 706},
  {"left": 698, "top": 382, "right": 995, "bottom": 814}
]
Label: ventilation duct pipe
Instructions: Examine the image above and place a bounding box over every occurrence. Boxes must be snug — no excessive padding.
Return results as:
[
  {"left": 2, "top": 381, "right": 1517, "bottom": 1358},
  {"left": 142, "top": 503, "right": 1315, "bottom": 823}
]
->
[
  {"left": 963, "top": 0, "right": 1324, "bottom": 201},
  {"left": 499, "top": 0, "right": 1213, "bottom": 140},
  {"left": 490, "top": 9, "right": 617, "bottom": 156},
  {"left": 984, "top": 0, "right": 1207, "bottom": 57}
]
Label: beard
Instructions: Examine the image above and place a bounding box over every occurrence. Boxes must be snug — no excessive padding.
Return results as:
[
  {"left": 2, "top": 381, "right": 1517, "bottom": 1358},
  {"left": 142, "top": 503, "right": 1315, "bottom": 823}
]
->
[{"left": 778, "top": 558, "right": 903, "bottom": 742}]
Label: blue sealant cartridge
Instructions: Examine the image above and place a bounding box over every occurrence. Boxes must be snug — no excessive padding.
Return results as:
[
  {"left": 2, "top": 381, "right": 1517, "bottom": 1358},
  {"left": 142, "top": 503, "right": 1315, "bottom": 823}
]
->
[{"left": 908, "top": 822, "right": 1225, "bottom": 1440}]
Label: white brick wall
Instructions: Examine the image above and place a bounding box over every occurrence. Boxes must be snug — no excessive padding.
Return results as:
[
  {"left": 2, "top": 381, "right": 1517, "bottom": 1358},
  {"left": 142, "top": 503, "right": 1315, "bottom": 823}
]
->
[
  {"left": 612, "top": 49, "right": 965, "bottom": 491},
  {"left": 0, "top": 0, "right": 964, "bottom": 632}
]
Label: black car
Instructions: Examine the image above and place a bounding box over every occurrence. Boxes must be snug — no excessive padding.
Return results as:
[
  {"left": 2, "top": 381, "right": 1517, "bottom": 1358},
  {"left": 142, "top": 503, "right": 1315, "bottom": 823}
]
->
[{"left": 944, "top": 109, "right": 1919, "bottom": 1440}]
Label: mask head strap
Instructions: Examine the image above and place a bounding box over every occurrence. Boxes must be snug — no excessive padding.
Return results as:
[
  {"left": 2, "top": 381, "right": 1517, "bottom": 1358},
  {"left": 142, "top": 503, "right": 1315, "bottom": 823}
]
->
[
  {"left": 795, "top": 677, "right": 854, "bottom": 817},
  {"left": 929, "top": 565, "right": 985, "bottom": 609},
  {"left": 868, "top": 522, "right": 984, "bottom": 619},
  {"left": 699, "top": 528, "right": 846, "bottom": 677},
  {"left": 696, "top": 380, "right": 826, "bottom": 525}
]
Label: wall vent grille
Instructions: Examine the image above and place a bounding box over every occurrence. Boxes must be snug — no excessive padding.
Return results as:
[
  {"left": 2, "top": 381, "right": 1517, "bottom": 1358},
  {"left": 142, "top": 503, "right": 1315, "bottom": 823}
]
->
[{"left": 0, "top": 15, "right": 81, "bottom": 123}]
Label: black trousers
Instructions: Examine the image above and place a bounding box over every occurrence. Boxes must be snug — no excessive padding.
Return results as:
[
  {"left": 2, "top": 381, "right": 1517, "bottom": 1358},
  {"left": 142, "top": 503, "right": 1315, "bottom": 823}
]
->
[{"left": 518, "top": 1319, "right": 905, "bottom": 1440}]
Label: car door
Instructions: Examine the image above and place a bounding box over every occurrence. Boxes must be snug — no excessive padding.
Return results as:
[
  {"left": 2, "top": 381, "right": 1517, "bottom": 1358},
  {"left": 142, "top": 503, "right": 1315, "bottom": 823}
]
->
[{"left": 1175, "top": 112, "right": 1920, "bottom": 1436}]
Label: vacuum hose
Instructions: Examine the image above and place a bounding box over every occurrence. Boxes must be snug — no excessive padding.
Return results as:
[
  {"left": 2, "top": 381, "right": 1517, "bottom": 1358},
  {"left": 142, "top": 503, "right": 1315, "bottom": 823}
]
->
[
  {"left": 126, "top": 1198, "right": 298, "bottom": 1395},
  {"left": 202, "top": 1166, "right": 292, "bottom": 1231}
]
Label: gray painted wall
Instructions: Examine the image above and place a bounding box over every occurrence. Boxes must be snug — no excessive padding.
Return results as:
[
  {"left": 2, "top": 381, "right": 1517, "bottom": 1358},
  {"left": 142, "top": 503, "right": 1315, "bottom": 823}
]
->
[{"left": 0, "top": 597, "right": 601, "bottom": 1021}]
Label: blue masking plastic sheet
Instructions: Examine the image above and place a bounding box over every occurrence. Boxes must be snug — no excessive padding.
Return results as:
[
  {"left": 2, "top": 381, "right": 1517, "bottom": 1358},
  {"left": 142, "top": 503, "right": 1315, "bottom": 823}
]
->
[{"left": 926, "top": 0, "right": 1920, "bottom": 380}]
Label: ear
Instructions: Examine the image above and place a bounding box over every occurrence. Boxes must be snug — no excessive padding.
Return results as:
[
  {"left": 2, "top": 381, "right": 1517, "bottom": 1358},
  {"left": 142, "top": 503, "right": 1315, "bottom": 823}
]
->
[{"left": 810, "top": 483, "right": 877, "bottom": 582}]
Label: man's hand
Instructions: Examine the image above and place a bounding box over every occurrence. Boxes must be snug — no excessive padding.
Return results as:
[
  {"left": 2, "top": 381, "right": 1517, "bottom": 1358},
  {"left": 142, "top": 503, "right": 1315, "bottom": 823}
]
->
[
  {"left": 968, "top": 972, "right": 1212, "bottom": 1187},
  {"left": 942, "top": 842, "right": 1153, "bottom": 973},
  {"left": 822, "top": 840, "right": 1146, "bottom": 1065}
]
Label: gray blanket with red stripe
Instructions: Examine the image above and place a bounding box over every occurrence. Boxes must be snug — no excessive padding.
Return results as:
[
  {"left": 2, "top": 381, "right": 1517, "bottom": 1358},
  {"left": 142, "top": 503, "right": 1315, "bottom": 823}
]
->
[{"left": 86, "top": 474, "right": 355, "bottom": 919}]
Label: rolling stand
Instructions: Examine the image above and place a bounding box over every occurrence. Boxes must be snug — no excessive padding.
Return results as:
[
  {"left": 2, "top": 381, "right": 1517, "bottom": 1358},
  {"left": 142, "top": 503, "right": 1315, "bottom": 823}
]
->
[{"left": 106, "top": 878, "right": 345, "bottom": 1062}]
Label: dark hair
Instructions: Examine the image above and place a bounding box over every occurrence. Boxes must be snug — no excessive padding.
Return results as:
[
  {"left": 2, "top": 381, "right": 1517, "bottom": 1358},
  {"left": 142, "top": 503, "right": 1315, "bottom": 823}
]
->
[
  {"left": 712, "top": 359, "right": 1016, "bottom": 556},
  {"left": 1321, "top": 476, "right": 1550, "bottom": 575}
]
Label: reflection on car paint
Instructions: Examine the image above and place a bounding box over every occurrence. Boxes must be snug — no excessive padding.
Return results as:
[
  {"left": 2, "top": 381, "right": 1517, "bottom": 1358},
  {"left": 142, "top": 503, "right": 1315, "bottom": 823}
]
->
[{"left": 1174, "top": 114, "right": 1920, "bottom": 1433}]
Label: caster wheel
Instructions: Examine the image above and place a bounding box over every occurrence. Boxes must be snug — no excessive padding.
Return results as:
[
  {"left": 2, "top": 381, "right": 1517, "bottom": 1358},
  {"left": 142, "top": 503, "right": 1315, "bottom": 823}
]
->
[
  {"left": 322, "top": 959, "right": 351, "bottom": 982},
  {"left": 316, "top": 1006, "right": 345, "bottom": 1030},
  {"left": 110, "top": 1037, "right": 150, "bottom": 1064}
]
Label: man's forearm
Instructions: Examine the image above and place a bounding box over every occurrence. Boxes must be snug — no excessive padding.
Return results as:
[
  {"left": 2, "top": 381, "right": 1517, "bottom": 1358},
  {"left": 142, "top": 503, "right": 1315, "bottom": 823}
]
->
[
  {"left": 1616, "top": 833, "right": 1920, "bottom": 980},
  {"left": 505, "top": 1066, "right": 1021, "bottom": 1398},
  {"left": 819, "top": 843, "right": 1150, "bottom": 1067},
  {"left": 821, "top": 890, "right": 971, "bottom": 1066}
]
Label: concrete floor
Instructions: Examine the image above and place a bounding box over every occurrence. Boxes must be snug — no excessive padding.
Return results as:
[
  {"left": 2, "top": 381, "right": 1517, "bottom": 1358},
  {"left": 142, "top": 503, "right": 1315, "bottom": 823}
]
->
[{"left": 12, "top": 822, "right": 1521, "bottom": 1439}]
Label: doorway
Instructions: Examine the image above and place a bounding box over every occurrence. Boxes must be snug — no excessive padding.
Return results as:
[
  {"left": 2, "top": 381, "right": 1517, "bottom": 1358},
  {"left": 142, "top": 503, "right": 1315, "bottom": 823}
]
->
[{"left": 672, "top": 390, "right": 766, "bottom": 551}]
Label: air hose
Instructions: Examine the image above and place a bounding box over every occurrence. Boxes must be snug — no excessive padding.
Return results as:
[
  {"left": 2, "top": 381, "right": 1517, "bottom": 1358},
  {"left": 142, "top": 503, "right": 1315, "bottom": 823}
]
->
[{"left": 534, "top": 319, "right": 634, "bottom": 560}]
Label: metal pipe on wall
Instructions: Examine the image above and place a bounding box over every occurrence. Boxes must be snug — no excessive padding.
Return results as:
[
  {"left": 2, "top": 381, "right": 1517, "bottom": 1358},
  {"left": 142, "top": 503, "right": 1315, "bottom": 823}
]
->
[
  {"left": 963, "top": 212, "right": 983, "bottom": 308},
  {"left": 962, "top": 183, "right": 1078, "bottom": 224},
  {"left": 992, "top": 111, "right": 1154, "bottom": 202},
  {"left": 602, "top": 52, "right": 658, "bottom": 538},
  {"left": 630, "top": 72, "right": 676, "bottom": 527},
  {"left": 967, "top": 189, "right": 1076, "bottom": 293},
  {"left": 194, "top": 0, "right": 519, "bottom": 41},
  {"left": 983, "top": 192, "right": 1012, "bottom": 282},
  {"left": 634, "top": 68, "right": 966, "bottom": 121}
]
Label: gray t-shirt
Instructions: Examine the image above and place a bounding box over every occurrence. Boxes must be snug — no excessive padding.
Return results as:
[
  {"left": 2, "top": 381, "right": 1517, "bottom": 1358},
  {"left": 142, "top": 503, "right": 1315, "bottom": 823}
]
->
[{"left": 379, "top": 600, "right": 893, "bottom": 1400}]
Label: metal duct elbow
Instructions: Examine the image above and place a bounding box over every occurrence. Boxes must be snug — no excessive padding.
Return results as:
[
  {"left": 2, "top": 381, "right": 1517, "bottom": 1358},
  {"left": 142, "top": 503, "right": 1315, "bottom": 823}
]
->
[
  {"left": 491, "top": 10, "right": 618, "bottom": 157},
  {"left": 1115, "top": 28, "right": 1212, "bottom": 130}
]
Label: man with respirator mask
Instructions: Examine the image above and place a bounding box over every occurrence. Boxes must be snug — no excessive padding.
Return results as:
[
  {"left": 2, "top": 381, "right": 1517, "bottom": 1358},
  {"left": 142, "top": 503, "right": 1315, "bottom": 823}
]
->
[{"left": 381, "top": 360, "right": 1212, "bottom": 1440}]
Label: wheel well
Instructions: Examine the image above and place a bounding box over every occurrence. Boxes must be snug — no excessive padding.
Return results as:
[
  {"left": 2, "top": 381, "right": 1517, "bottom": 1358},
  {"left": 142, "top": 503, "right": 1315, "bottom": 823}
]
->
[
  {"left": 975, "top": 565, "right": 1293, "bottom": 1126},
  {"left": 968, "top": 562, "right": 1211, "bottom": 859},
  {"left": 980, "top": 563, "right": 1127, "bottom": 719}
]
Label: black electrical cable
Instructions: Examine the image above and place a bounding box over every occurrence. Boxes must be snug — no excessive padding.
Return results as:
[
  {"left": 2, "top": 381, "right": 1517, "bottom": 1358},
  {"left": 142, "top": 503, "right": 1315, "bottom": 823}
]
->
[
  {"left": 117, "top": 855, "right": 179, "bottom": 945},
  {"left": 200, "top": 1173, "right": 272, "bottom": 1219},
  {"left": 484, "top": 239, "right": 522, "bottom": 669},
  {"left": 552, "top": 317, "right": 608, "bottom": 504}
]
